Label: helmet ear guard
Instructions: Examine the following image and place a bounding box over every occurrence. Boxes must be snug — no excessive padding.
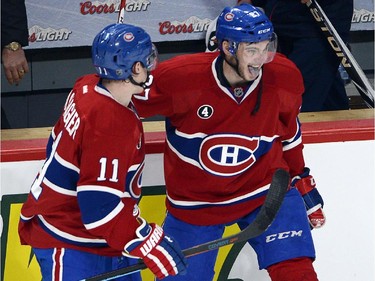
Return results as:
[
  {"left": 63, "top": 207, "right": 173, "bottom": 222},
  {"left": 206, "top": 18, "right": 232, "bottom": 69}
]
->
[{"left": 92, "top": 23, "right": 158, "bottom": 80}]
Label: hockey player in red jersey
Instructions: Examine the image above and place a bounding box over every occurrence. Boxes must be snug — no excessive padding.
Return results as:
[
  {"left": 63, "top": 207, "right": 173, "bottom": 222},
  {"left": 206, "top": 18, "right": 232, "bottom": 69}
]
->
[
  {"left": 18, "top": 23, "right": 187, "bottom": 281},
  {"left": 133, "top": 3, "right": 325, "bottom": 281}
]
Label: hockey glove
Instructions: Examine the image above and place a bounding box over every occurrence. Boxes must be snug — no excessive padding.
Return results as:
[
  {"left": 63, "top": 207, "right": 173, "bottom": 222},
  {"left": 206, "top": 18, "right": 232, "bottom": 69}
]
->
[
  {"left": 123, "top": 218, "right": 187, "bottom": 279},
  {"left": 292, "top": 167, "right": 326, "bottom": 229}
]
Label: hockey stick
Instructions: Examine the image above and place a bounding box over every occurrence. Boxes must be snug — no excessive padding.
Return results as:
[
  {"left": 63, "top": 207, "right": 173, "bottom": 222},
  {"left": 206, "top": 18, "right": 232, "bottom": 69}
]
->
[
  {"left": 82, "top": 169, "right": 290, "bottom": 281},
  {"left": 306, "top": 0, "right": 374, "bottom": 108},
  {"left": 117, "top": 0, "right": 126, "bottom": 24}
]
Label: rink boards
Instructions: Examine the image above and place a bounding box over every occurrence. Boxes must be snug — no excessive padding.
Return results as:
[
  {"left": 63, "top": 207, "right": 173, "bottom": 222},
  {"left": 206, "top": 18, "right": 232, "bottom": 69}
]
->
[{"left": 1, "top": 109, "right": 374, "bottom": 281}]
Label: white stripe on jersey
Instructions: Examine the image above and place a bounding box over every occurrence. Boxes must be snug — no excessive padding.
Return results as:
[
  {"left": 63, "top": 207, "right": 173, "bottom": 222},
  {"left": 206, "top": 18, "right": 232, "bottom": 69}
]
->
[
  {"left": 77, "top": 184, "right": 131, "bottom": 198},
  {"left": 282, "top": 119, "right": 302, "bottom": 151},
  {"left": 174, "top": 129, "right": 207, "bottom": 139},
  {"left": 166, "top": 138, "right": 201, "bottom": 169},
  {"left": 167, "top": 184, "right": 270, "bottom": 208},
  {"left": 167, "top": 130, "right": 280, "bottom": 172},
  {"left": 38, "top": 215, "right": 106, "bottom": 244},
  {"left": 31, "top": 132, "right": 63, "bottom": 199},
  {"left": 283, "top": 136, "right": 302, "bottom": 151},
  {"left": 84, "top": 201, "right": 125, "bottom": 230},
  {"left": 55, "top": 152, "right": 80, "bottom": 173},
  {"left": 20, "top": 213, "right": 34, "bottom": 221},
  {"left": 43, "top": 177, "right": 77, "bottom": 196}
]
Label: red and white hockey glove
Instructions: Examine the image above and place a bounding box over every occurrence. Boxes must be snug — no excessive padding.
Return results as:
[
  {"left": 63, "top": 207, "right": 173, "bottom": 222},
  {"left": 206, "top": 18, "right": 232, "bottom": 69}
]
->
[
  {"left": 123, "top": 218, "right": 187, "bottom": 279},
  {"left": 292, "top": 168, "right": 326, "bottom": 229}
]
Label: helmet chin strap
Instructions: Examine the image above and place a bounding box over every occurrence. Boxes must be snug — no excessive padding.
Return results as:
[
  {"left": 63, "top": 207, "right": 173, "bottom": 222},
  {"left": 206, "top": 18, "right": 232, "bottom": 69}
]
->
[{"left": 128, "top": 72, "right": 153, "bottom": 89}]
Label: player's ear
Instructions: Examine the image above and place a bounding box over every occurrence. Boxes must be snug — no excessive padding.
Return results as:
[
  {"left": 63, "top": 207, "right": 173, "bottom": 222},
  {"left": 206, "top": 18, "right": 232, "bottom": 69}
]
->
[
  {"left": 132, "top": 62, "right": 142, "bottom": 75},
  {"left": 222, "top": 41, "right": 232, "bottom": 56}
]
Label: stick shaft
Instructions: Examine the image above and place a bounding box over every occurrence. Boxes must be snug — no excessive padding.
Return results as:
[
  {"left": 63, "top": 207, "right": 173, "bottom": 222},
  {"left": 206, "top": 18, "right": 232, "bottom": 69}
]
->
[
  {"left": 117, "top": 0, "right": 126, "bottom": 23},
  {"left": 83, "top": 169, "right": 289, "bottom": 281},
  {"left": 306, "top": 0, "right": 374, "bottom": 108}
]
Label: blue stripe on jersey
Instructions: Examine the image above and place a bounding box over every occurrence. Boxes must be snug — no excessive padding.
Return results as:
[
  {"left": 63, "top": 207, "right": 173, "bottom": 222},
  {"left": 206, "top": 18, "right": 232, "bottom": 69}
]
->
[
  {"left": 77, "top": 186, "right": 124, "bottom": 228},
  {"left": 44, "top": 153, "right": 79, "bottom": 192},
  {"left": 165, "top": 119, "right": 204, "bottom": 164},
  {"left": 46, "top": 134, "right": 54, "bottom": 159},
  {"left": 165, "top": 118, "right": 278, "bottom": 176},
  {"left": 282, "top": 118, "right": 302, "bottom": 151}
]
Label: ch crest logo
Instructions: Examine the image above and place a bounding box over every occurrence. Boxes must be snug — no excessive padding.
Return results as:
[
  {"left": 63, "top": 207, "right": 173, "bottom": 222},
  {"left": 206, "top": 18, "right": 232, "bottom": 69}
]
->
[
  {"left": 199, "top": 134, "right": 260, "bottom": 176},
  {"left": 197, "top": 105, "right": 214, "bottom": 119}
]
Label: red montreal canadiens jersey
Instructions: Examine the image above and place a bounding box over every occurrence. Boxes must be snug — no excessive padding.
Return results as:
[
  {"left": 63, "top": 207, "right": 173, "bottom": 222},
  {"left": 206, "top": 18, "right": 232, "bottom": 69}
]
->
[
  {"left": 133, "top": 52, "right": 306, "bottom": 226},
  {"left": 19, "top": 74, "right": 144, "bottom": 256}
]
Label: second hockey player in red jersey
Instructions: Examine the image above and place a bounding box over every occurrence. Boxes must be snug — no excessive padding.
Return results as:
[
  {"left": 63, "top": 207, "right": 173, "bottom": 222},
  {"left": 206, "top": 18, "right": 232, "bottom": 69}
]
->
[
  {"left": 18, "top": 23, "right": 187, "bottom": 281},
  {"left": 133, "top": 3, "right": 325, "bottom": 281}
]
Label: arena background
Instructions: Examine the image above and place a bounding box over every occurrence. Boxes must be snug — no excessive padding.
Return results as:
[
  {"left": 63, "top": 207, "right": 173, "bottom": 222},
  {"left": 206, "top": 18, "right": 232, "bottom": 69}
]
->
[
  {"left": 1, "top": 110, "right": 374, "bottom": 281},
  {"left": 1, "top": 0, "right": 374, "bottom": 128},
  {"left": 1, "top": 0, "right": 374, "bottom": 280}
]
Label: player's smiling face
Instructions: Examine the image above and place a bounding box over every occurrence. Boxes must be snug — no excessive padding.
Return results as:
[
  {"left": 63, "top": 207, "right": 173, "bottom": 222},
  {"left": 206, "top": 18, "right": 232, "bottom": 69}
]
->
[{"left": 237, "top": 40, "right": 270, "bottom": 81}]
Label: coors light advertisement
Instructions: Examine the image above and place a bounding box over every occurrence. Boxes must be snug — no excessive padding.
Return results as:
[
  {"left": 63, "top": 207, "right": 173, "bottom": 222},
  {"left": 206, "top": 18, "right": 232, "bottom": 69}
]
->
[{"left": 25, "top": 0, "right": 373, "bottom": 49}]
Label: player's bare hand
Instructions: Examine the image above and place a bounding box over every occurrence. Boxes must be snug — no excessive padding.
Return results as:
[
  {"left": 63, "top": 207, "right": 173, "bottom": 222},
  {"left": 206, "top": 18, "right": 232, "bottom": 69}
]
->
[{"left": 2, "top": 48, "right": 29, "bottom": 85}]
